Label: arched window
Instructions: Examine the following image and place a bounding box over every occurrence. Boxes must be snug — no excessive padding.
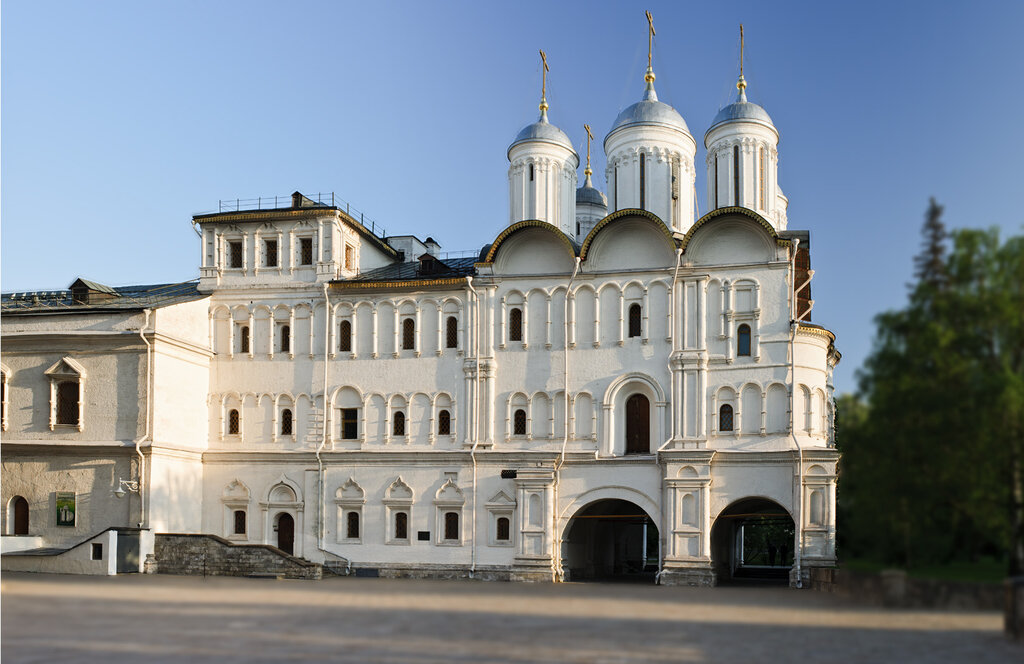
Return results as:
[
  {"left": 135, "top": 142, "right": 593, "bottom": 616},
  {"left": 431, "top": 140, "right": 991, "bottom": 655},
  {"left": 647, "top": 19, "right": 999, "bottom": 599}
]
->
[
  {"left": 513, "top": 409, "right": 527, "bottom": 436},
  {"left": 279, "top": 325, "right": 290, "bottom": 353},
  {"left": 639, "top": 151, "right": 646, "bottom": 210},
  {"left": 719, "top": 404, "right": 734, "bottom": 432},
  {"left": 11, "top": 496, "right": 29, "bottom": 535},
  {"left": 347, "top": 511, "right": 360, "bottom": 539},
  {"left": 392, "top": 411, "right": 406, "bottom": 436},
  {"left": 438, "top": 409, "right": 451, "bottom": 436},
  {"left": 56, "top": 381, "right": 79, "bottom": 426},
  {"left": 239, "top": 325, "right": 250, "bottom": 353},
  {"left": 228, "top": 409, "right": 240, "bottom": 435},
  {"left": 233, "top": 510, "right": 246, "bottom": 535},
  {"left": 446, "top": 316, "right": 458, "bottom": 349},
  {"left": 280, "top": 408, "right": 293, "bottom": 436},
  {"left": 529, "top": 164, "right": 534, "bottom": 181},
  {"left": 509, "top": 307, "right": 523, "bottom": 342},
  {"left": 628, "top": 303, "right": 642, "bottom": 338},
  {"left": 338, "top": 319, "right": 352, "bottom": 353},
  {"left": 737, "top": 324, "right": 751, "bottom": 356},
  {"left": 733, "top": 145, "right": 740, "bottom": 205},
  {"left": 394, "top": 511, "right": 408, "bottom": 540},
  {"left": 625, "top": 394, "right": 650, "bottom": 454},
  {"left": 444, "top": 511, "right": 460, "bottom": 541},
  {"left": 402, "top": 318, "right": 415, "bottom": 350},
  {"left": 496, "top": 516, "right": 510, "bottom": 541}
]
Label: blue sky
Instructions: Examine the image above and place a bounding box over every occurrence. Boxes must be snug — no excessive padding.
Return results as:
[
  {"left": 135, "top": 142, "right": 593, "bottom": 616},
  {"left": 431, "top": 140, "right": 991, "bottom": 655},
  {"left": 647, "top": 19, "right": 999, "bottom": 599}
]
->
[{"left": 3, "top": 0, "right": 1022, "bottom": 393}]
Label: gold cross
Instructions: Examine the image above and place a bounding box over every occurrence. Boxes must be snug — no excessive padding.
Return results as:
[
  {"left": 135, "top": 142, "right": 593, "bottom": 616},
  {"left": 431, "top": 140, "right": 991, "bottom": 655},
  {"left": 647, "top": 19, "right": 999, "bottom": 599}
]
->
[
  {"left": 646, "top": 11, "right": 655, "bottom": 69},
  {"left": 584, "top": 124, "right": 594, "bottom": 172},
  {"left": 539, "top": 49, "right": 549, "bottom": 100},
  {"left": 740, "top": 24, "right": 745, "bottom": 77}
]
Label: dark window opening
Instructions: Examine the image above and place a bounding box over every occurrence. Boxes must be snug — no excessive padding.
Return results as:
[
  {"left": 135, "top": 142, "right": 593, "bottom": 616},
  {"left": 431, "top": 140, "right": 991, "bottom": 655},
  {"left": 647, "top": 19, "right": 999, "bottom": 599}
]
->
[
  {"left": 529, "top": 164, "right": 534, "bottom": 181},
  {"left": 733, "top": 145, "right": 740, "bottom": 205},
  {"left": 265, "top": 239, "right": 278, "bottom": 267},
  {"left": 341, "top": 408, "right": 358, "bottom": 439},
  {"left": 228, "top": 409, "right": 240, "bottom": 435},
  {"left": 347, "top": 511, "right": 360, "bottom": 539},
  {"left": 12, "top": 496, "right": 29, "bottom": 535},
  {"left": 394, "top": 511, "right": 408, "bottom": 540},
  {"left": 280, "top": 325, "right": 290, "bottom": 353},
  {"left": 393, "top": 411, "right": 406, "bottom": 436},
  {"left": 737, "top": 324, "right": 751, "bottom": 357},
  {"left": 628, "top": 303, "right": 642, "bottom": 338},
  {"left": 91, "top": 542, "right": 103, "bottom": 560},
  {"left": 239, "top": 326, "right": 250, "bottom": 353},
  {"left": 56, "top": 381, "right": 79, "bottom": 426},
  {"left": 444, "top": 511, "right": 460, "bottom": 541},
  {"left": 513, "top": 409, "right": 527, "bottom": 436},
  {"left": 339, "top": 320, "right": 352, "bottom": 353},
  {"left": 719, "top": 404, "right": 734, "bottom": 432},
  {"left": 446, "top": 316, "right": 458, "bottom": 349},
  {"left": 625, "top": 393, "right": 650, "bottom": 454},
  {"left": 402, "top": 318, "right": 415, "bottom": 350},
  {"left": 496, "top": 516, "right": 510, "bottom": 541},
  {"left": 438, "top": 409, "right": 451, "bottom": 436},
  {"left": 229, "top": 241, "right": 243, "bottom": 269},
  {"left": 639, "top": 152, "right": 646, "bottom": 210},
  {"left": 300, "top": 237, "right": 313, "bottom": 265},
  {"left": 233, "top": 510, "right": 247, "bottom": 535},
  {"left": 714, "top": 155, "right": 719, "bottom": 208},
  {"left": 281, "top": 408, "right": 293, "bottom": 436},
  {"left": 509, "top": 308, "right": 523, "bottom": 342}
]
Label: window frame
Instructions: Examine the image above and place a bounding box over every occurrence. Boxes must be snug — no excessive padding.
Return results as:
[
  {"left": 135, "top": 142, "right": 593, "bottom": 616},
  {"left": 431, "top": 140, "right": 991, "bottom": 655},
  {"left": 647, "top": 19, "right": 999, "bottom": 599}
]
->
[
  {"left": 392, "top": 410, "right": 406, "bottom": 437},
  {"left": 508, "top": 307, "right": 523, "bottom": 343},
  {"left": 513, "top": 408, "right": 527, "bottom": 436},
  {"left": 264, "top": 238, "right": 279, "bottom": 268},
  {"left": 233, "top": 509, "right": 247, "bottom": 535},
  {"left": 627, "top": 303, "right": 642, "bottom": 338},
  {"left": 45, "top": 357, "right": 85, "bottom": 432},
  {"left": 437, "top": 409, "right": 451, "bottom": 436},
  {"left": 737, "top": 324, "right": 752, "bottom": 357},
  {"left": 719, "top": 403, "right": 734, "bottom": 432},
  {"left": 401, "top": 317, "right": 415, "bottom": 351},
  {"left": 340, "top": 407, "right": 359, "bottom": 440},
  {"left": 299, "top": 237, "right": 314, "bottom": 266},
  {"left": 338, "top": 319, "right": 352, "bottom": 353},
  {"left": 227, "top": 408, "right": 241, "bottom": 436},
  {"left": 280, "top": 408, "right": 293, "bottom": 437},
  {"left": 445, "top": 315, "right": 459, "bottom": 349},
  {"left": 228, "top": 240, "right": 244, "bottom": 269}
]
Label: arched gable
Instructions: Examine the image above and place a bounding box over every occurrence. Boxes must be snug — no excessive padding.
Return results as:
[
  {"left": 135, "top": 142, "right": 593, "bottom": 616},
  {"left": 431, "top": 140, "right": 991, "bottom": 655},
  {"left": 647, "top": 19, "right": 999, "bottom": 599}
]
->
[
  {"left": 580, "top": 209, "right": 676, "bottom": 271},
  {"left": 682, "top": 207, "right": 788, "bottom": 266},
  {"left": 482, "top": 220, "right": 578, "bottom": 275}
]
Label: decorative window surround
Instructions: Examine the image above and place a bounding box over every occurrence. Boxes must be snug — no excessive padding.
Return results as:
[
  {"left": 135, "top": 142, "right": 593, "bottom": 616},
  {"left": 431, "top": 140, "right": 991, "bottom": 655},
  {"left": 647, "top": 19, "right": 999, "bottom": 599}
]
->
[{"left": 44, "top": 357, "right": 86, "bottom": 432}]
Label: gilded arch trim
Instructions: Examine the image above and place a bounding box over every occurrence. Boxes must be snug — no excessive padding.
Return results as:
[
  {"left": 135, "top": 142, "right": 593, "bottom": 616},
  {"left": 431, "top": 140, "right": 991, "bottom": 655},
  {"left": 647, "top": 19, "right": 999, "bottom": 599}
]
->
[
  {"left": 578, "top": 208, "right": 677, "bottom": 262},
  {"left": 480, "top": 220, "right": 579, "bottom": 265},
  {"left": 680, "top": 206, "right": 790, "bottom": 254}
]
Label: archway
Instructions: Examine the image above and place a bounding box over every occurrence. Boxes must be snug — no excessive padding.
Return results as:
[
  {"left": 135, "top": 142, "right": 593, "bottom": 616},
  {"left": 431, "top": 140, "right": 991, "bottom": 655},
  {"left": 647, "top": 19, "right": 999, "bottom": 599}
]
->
[
  {"left": 563, "top": 499, "right": 658, "bottom": 582},
  {"left": 10, "top": 496, "right": 28, "bottom": 535},
  {"left": 275, "top": 512, "right": 294, "bottom": 555},
  {"left": 711, "top": 498, "right": 794, "bottom": 584}
]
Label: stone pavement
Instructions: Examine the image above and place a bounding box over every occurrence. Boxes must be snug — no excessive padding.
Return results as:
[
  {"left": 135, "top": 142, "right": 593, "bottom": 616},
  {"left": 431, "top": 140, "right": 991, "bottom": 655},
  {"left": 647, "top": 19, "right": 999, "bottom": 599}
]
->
[{"left": 1, "top": 572, "right": 1019, "bottom": 663}]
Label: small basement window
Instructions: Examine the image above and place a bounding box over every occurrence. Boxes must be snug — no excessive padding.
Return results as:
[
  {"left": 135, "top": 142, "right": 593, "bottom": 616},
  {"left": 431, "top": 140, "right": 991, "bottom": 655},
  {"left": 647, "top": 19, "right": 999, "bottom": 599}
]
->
[{"left": 91, "top": 542, "right": 103, "bottom": 560}]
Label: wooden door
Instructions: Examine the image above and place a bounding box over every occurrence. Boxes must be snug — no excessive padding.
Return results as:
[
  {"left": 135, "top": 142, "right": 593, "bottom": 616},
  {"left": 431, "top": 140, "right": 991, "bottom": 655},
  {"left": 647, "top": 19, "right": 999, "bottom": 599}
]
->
[
  {"left": 13, "top": 496, "right": 29, "bottom": 535},
  {"left": 625, "top": 394, "right": 650, "bottom": 454},
  {"left": 276, "top": 513, "right": 294, "bottom": 555}
]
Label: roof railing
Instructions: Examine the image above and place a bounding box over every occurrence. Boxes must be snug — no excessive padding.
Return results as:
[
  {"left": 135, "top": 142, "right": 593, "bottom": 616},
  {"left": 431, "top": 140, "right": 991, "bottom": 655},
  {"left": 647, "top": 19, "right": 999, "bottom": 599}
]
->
[{"left": 200, "top": 192, "right": 387, "bottom": 239}]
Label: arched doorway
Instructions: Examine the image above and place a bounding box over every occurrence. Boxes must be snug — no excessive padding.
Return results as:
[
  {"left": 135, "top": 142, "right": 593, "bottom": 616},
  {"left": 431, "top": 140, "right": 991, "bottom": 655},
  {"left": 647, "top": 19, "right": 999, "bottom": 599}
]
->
[
  {"left": 711, "top": 498, "right": 794, "bottom": 584},
  {"left": 10, "top": 496, "right": 29, "bottom": 535},
  {"left": 563, "top": 499, "right": 658, "bottom": 582},
  {"left": 625, "top": 394, "right": 650, "bottom": 454},
  {"left": 275, "top": 512, "right": 294, "bottom": 555}
]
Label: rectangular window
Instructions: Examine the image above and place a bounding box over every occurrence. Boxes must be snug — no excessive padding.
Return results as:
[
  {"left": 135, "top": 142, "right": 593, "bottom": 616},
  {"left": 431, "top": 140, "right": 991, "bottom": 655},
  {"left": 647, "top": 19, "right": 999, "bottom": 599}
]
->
[
  {"left": 300, "top": 238, "right": 313, "bottom": 265},
  {"left": 345, "top": 244, "right": 354, "bottom": 271},
  {"left": 341, "top": 408, "right": 358, "bottom": 439},
  {"left": 91, "top": 543, "right": 103, "bottom": 560},
  {"left": 56, "top": 381, "right": 80, "bottom": 426},
  {"left": 229, "top": 241, "right": 243, "bottom": 269},
  {"left": 265, "top": 239, "right": 278, "bottom": 267}
]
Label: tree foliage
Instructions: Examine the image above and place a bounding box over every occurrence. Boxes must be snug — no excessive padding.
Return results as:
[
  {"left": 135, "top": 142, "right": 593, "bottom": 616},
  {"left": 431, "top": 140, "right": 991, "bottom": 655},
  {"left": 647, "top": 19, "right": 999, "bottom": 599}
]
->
[{"left": 838, "top": 202, "right": 1024, "bottom": 575}]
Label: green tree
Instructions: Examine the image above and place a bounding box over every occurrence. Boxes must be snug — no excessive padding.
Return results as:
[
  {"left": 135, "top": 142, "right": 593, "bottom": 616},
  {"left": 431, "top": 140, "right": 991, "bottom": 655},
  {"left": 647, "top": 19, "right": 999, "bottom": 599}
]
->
[{"left": 839, "top": 202, "right": 1024, "bottom": 576}]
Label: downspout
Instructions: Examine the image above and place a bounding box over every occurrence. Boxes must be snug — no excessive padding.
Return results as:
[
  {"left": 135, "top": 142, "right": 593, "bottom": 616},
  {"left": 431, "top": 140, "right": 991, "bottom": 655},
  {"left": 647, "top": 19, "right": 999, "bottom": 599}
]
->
[
  {"left": 789, "top": 238, "right": 804, "bottom": 588},
  {"left": 655, "top": 248, "right": 683, "bottom": 583},
  {"left": 466, "top": 276, "right": 480, "bottom": 577},
  {"left": 135, "top": 309, "right": 152, "bottom": 529},
  {"left": 553, "top": 257, "right": 581, "bottom": 581},
  {"left": 317, "top": 283, "right": 330, "bottom": 562}
]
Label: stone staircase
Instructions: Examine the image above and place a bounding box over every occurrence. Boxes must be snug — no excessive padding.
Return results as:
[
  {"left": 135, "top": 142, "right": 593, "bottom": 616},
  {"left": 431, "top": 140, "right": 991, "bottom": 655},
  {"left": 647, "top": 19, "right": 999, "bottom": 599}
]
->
[{"left": 154, "top": 534, "right": 322, "bottom": 580}]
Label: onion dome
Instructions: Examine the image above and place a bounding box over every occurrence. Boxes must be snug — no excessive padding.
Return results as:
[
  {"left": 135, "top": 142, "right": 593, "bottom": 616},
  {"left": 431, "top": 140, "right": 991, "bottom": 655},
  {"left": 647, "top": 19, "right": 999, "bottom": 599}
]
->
[
  {"left": 606, "top": 67, "right": 690, "bottom": 139},
  {"left": 576, "top": 171, "right": 607, "bottom": 207},
  {"left": 508, "top": 105, "right": 576, "bottom": 158},
  {"left": 706, "top": 75, "right": 775, "bottom": 135}
]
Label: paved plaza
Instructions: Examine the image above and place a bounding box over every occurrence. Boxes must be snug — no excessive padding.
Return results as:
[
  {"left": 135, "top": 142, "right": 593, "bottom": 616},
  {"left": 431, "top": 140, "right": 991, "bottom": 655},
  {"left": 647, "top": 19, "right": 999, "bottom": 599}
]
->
[{"left": 1, "top": 572, "right": 1019, "bottom": 663}]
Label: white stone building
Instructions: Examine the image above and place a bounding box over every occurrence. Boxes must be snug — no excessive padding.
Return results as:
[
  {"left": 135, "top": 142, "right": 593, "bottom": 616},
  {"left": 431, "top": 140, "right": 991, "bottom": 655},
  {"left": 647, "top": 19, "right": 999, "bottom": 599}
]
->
[{"left": 1, "top": 50, "right": 838, "bottom": 586}]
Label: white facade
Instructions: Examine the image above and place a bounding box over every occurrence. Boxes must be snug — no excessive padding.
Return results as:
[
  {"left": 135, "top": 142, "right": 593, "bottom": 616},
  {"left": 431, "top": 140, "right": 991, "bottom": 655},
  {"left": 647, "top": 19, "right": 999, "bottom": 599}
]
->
[{"left": 1, "top": 52, "right": 838, "bottom": 587}]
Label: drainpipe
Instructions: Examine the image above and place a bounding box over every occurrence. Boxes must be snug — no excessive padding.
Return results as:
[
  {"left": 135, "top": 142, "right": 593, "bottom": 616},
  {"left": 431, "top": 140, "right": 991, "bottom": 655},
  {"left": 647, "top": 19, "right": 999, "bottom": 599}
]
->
[
  {"left": 466, "top": 276, "right": 480, "bottom": 577},
  {"left": 552, "top": 257, "right": 582, "bottom": 581},
  {"left": 135, "top": 309, "right": 152, "bottom": 529},
  {"left": 317, "top": 283, "right": 330, "bottom": 560},
  {"left": 789, "top": 239, "right": 804, "bottom": 588}
]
